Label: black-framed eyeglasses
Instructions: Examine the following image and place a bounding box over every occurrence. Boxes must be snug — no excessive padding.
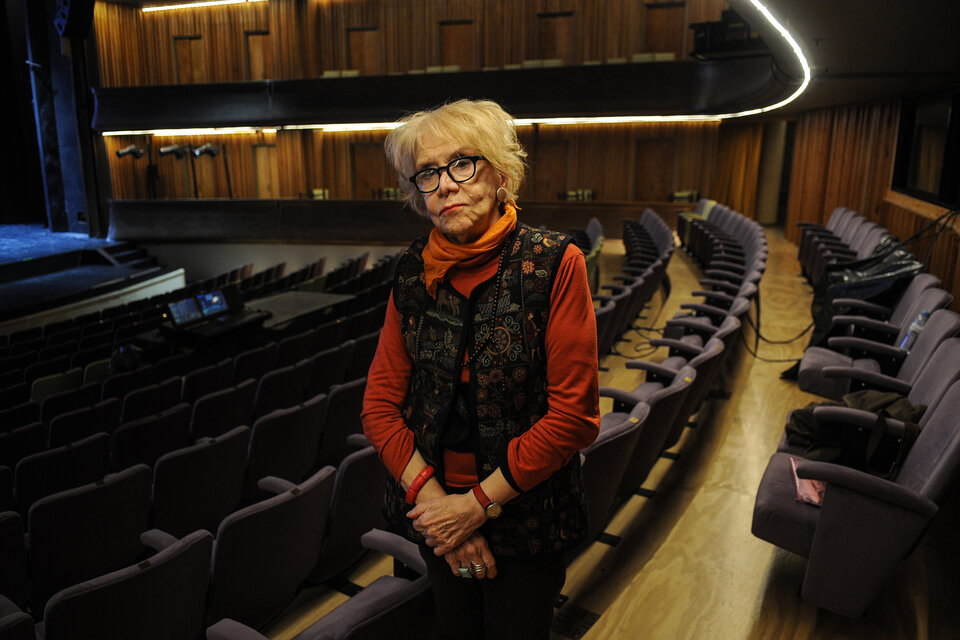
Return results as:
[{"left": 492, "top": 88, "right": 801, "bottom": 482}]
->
[{"left": 409, "top": 156, "right": 485, "bottom": 194}]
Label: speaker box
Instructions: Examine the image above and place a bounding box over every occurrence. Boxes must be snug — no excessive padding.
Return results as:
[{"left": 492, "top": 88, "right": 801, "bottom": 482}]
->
[{"left": 54, "top": 0, "right": 96, "bottom": 39}]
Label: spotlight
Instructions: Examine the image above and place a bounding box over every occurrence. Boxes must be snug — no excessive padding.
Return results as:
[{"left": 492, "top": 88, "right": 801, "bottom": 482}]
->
[
  {"left": 159, "top": 144, "right": 188, "bottom": 159},
  {"left": 192, "top": 143, "right": 220, "bottom": 157},
  {"left": 116, "top": 144, "right": 145, "bottom": 158}
]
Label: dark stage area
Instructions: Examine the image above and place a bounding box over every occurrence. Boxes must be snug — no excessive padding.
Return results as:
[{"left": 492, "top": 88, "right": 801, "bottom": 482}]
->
[{"left": 0, "top": 225, "right": 175, "bottom": 323}]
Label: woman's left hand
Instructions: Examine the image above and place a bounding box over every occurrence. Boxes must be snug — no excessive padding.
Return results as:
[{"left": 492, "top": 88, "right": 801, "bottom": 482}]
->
[{"left": 407, "top": 492, "right": 486, "bottom": 555}]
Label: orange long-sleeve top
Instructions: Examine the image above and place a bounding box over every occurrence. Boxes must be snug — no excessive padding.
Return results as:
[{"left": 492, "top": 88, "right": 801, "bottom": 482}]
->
[{"left": 361, "top": 242, "right": 600, "bottom": 493}]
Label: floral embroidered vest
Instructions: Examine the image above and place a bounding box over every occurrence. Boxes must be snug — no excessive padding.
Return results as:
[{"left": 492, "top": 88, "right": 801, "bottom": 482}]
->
[{"left": 383, "top": 223, "right": 589, "bottom": 557}]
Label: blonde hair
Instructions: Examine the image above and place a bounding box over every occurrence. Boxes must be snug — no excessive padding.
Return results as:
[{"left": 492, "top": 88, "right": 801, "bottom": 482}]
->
[{"left": 384, "top": 99, "right": 527, "bottom": 217}]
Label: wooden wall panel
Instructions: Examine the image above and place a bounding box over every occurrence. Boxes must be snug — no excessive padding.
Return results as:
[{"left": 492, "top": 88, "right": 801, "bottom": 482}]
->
[
  {"left": 106, "top": 120, "right": 740, "bottom": 206},
  {"left": 94, "top": 0, "right": 728, "bottom": 86},
  {"left": 710, "top": 122, "right": 763, "bottom": 218}
]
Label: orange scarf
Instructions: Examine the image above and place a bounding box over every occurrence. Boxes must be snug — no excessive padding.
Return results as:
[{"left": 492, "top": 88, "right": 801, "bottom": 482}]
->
[{"left": 422, "top": 204, "right": 518, "bottom": 298}]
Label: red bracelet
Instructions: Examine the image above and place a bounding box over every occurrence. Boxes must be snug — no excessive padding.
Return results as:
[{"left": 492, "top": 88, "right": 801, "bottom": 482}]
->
[{"left": 405, "top": 466, "right": 435, "bottom": 505}]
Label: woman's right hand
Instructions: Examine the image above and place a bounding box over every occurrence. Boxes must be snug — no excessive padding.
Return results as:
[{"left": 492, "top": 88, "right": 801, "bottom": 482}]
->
[{"left": 443, "top": 532, "right": 498, "bottom": 579}]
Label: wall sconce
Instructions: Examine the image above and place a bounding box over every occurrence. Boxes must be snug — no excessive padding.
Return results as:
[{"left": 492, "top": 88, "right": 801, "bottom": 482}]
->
[{"left": 191, "top": 142, "right": 234, "bottom": 199}]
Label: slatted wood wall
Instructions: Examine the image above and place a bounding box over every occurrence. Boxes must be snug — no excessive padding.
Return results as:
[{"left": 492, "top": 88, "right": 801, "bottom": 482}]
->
[
  {"left": 94, "top": 0, "right": 725, "bottom": 85},
  {"left": 785, "top": 100, "right": 960, "bottom": 310},
  {"left": 96, "top": 0, "right": 772, "bottom": 214}
]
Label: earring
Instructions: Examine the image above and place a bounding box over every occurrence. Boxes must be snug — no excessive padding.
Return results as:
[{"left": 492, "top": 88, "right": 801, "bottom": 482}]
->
[{"left": 496, "top": 187, "right": 508, "bottom": 202}]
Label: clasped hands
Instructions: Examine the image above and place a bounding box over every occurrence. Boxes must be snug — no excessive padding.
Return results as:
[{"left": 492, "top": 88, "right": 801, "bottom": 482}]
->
[{"left": 408, "top": 492, "right": 498, "bottom": 579}]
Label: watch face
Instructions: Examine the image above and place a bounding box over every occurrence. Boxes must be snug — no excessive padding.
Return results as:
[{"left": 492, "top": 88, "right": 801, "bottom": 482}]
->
[{"left": 486, "top": 502, "right": 503, "bottom": 519}]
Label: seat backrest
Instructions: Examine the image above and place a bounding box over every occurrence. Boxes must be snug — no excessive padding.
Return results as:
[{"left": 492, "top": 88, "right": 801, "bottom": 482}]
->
[
  {"left": 0, "top": 423, "right": 45, "bottom": 470},
  {"left": 245, "top": 393, "right": 329, "bottom": 499},
  {"left": 252, "top": 359, "right": 311, "bottom": 420},
  {"left": 181, "top": 358, "right": 232, "bottom": 404},
  {"left": 0, "top": 401, "right": 39, "bottom": 437},
  {"left": 40, "top": 381, "right": 102, "bottom": 425},
  {"left": 41, "top": 530, "right": 214, "bottom": 640},
  {"left": 579, "top": 402, "right": 647, "bottom": 548},
  {"left": 232, "top": 343, "right": 278, "bottom": 385},
  {"left": 276, "top": 329, "right": 321, "bottom": 367},
  {"left": 304, "top": 341, "right": 354, "bottom": 399},
  {"left": 48, "top": 397, "right": 121, "bottom": 448},
  {"left": 896, "top": 381, "right": 960, "bottom": 503},
  {"left": 345, "top": 330, "right": 382, "bottom": 381},
  {"left": 907, "top": 338, "right": 960, "bottom": 422},
  {"left": 617, "top": 366, "right": 696, "bottom": 499},
  {"left": 0, "top": 511, "right": 28, "bottom": 608},
  {"left": 191, "top": 378, "right": 257, "bottom": 440},
  {"left": 209, "top": 466, "right": 336, "bottom": 628},
  {"left": 309, "top": 445, "right": 386, "bottom": 583},
  {"left": 27, "top": 464, "right": 152, "bottom": 613},
  {"left": 897, "top": 309, "right": 960, "bottom": 385},
  {"left": 121, "top": 376, "right": 182, "bottom": 423},
  {"left": 893, "top": 288, "right": 953, "bottom": 344},
  {"left": 152, "top": 426, "right": 250, "bottom": 538},
  {"left": 101, "top": 366, "right": 158, "bottom": 402},
  {"left": 888, "top": 273, "right": 941, "bottom": 327},
  {"left": 15, "top": 432, "right": 111, "bottom": 516},
  {"left": 112, "top": 402, "right": 192, "bottom": 471},
  {"left": 318, "top": 378, "right": 367, "bottom": 468}
]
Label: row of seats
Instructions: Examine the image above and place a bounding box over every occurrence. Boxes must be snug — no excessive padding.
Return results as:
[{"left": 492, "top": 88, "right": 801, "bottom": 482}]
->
[
  {"left": 594, "top": 208, "right": 675, "bottom": 361},
  {"left": 752, "top": 250, "right": 960, "bottom": 616},
  {"left": 796, "top": 206, "right": 889, "bottom": 289},
  {"left": 0, "top": 333, "right": 380, "bottom": 510},
  {"left": 3, "top": 206, "right": 752, "bottom": 639},
  {"left": 199, "top": 203, "right": 770, "bottom": 639}
]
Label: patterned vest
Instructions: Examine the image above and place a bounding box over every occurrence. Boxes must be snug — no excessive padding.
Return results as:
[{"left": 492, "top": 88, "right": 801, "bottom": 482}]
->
[{"left": 383, "top": 223, "right": 589, "bottom": 557}]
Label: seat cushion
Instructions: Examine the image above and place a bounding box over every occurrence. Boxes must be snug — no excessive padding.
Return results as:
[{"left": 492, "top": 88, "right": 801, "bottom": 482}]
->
[
  {"left": 751, "top": 452, "right": 821, "bottom": 558},
  {"left": 798, "top": 347, "right": 854, "bottom": 400}
]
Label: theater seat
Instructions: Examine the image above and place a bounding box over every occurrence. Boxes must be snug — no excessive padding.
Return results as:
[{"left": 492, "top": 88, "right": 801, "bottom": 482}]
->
[{"left": 752, "top": 380, "right": 960, "bottom": 617}]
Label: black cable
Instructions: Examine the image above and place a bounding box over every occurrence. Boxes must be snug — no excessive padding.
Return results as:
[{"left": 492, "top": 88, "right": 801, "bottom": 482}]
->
[
  {"left": 745, "top": 315, "right": 815, "bottom": 344},
  {"left": 738, "top": 329, "right": 803, "bottom": 364}
]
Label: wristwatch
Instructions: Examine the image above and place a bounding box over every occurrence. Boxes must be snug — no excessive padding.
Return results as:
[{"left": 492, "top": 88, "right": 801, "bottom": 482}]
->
[{"left": 472, "top": 484, "right": 503, "bottom": 519}]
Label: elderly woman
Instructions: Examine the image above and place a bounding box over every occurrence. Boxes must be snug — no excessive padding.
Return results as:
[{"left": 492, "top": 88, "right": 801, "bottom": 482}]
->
[{"left": 361, "top": 99, "right": 599, "bottom": 639}]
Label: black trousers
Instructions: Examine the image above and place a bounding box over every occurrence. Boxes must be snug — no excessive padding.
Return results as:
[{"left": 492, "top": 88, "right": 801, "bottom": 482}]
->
[{"left": 418, "top": 545, "right": 566, "bottom": 640}]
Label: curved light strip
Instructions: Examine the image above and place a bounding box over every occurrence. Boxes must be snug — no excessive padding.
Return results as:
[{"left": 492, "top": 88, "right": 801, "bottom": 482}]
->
[
  {"left": 142, "top": 0, "right": 266, "bottom": 13},
  {"left": 104, "top": 0, "right": 809, "bottom": 136}
]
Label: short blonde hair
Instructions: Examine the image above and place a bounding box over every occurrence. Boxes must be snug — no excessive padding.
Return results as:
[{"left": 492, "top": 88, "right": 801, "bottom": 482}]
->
[{"left": 384, "top": 99, "right": 527, "bottom": 217}]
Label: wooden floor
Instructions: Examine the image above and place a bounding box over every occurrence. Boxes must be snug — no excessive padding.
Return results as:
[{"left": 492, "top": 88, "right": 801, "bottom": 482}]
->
[{"left": 265, "top": 226, "right": 960, "bottom": 640}]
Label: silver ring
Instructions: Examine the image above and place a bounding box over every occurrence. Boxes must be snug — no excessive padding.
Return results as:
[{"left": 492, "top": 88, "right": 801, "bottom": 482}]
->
[{"left": 458, "top": 567, "right": 473, "bottom": 579}]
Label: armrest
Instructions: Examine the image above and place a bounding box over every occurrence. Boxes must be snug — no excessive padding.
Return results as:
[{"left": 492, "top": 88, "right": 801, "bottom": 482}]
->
[
  {"left": 811, "top": 406, "right": 907, "bottom": 438},
  {"left": 679, "top": 302, "right": 728, "bottom": 319},
  {"left": 708, "top": 260, "right": 745, "bottom": 273},
  {"left": 598, "top": 386, "right": 642, "bottom": 407},
  {"left": 821, "top": 366, "right": 913, "bottom": 395},
  {"left": 698, "top": 278, "right": 740, "bottom": 294},
  {"left": 825, "top": 336, "right": 906, "bottom": 361},
  {"left": 140, "top": 529, "right": 178, "bottom": 552},
  {"left": 206, "top": 619, "right": 270, "bottom": 640},
  {"left": 258, "top": 476, "right": 296, "bottom": 495},
  {"left": 703, "top": 268, "right": 743, "bottom": 284},
  {"left": 625, "top": 359, "right": 682, "bottom": 380},
  {"left": 647, "top": 338, "right": 702, "bottom": 357},
  {"left": 830, "top": 315, "right": 899, "bottom": 337},
  {"left": 361, "top": 528, "right": 428, "bottom": 575},
  {"left": 794, "top": 458, "right": 936, "bottom": 516},
  {"left": 830, "top": 298, "right": 891, "bottom": 318},
  {"left": 664, "top": 317, "right": 718, "bottom": 336},
  {"left": 692, "top": 289, "right": 735, "bottom": 305}
]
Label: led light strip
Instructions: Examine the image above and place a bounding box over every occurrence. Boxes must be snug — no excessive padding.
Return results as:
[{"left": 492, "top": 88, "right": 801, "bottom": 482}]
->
[
  {"left": 142, "top": 0, "right": 266, "bottom": 13},
  {"left": 108, "top": 0, "right": 809, "bottom": 135}
]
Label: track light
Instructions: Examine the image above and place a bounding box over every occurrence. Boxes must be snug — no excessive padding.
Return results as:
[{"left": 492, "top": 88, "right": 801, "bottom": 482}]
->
[
  {"left": 192, "top": 143, "right": 220, "bottom": 157},
  {"left": 159, "top": 144, "right": 188, "bottom": 159},
  {"left": 116, "top": 144, "right": 145, "bottom": 158}
]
